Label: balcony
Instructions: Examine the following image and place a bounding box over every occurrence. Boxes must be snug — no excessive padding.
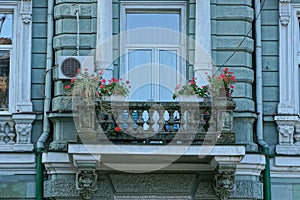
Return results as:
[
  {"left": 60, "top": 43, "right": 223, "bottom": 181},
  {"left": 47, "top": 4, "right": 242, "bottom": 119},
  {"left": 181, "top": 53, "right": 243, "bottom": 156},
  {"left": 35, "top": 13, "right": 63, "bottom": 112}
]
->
[
  {"left": 71, "top": 99, "right": 236, "bottom": 145},
  {"left": 45, "top": 99, "right": 248, "bottom": 200}
]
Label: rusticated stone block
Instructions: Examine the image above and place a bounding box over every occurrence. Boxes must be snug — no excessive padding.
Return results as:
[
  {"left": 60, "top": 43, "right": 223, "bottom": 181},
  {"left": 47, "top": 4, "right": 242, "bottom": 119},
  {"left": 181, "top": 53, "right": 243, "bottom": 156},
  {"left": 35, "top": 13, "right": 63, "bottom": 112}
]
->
[
  {"left": 231, "top": 180, "right": 263, "bottom": 199},
  {"left": 109, "top": 174, "right": 196, "bottom": 194}
]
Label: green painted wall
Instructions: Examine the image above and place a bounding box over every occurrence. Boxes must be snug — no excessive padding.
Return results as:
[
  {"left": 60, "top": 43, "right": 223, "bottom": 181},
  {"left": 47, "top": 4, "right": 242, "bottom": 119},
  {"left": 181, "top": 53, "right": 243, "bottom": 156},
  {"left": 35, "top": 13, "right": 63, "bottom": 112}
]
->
[
  {"left": 261, "top": 0, "right": 279, "bottom": 153},
  {"left": 31, "top": 0, "right": 47, "bottom": 146}
]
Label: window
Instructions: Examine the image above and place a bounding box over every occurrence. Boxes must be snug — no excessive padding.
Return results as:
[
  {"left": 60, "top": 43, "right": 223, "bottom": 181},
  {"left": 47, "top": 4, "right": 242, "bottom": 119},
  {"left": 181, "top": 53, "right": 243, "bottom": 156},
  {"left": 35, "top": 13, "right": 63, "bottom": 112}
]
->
[
  {"left": 96, "top": 0, "right": 212, "bottom": 101},
  {"left": 0, "top": 13, "right": 12, "bottom": 111},
  {"left": 0, "top": 1, "right": 33, "bottom": 113},
  {"left": 120, "top": 2, "right": 186, "bottom": 101}
]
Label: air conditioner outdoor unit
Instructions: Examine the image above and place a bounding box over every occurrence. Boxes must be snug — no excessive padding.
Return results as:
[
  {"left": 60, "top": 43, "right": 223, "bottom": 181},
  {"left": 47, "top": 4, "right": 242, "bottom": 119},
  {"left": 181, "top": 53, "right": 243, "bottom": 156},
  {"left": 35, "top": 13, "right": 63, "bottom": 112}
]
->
[{"left": 58, "top": 56, "right": 94, "bottom": 79}]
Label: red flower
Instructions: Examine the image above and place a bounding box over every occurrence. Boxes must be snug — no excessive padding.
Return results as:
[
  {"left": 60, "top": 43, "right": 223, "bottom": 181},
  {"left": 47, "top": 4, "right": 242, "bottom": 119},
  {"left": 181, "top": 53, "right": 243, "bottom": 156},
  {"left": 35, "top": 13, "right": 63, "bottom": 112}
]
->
[
  {"left": 231, "top": 76, "right": 236, "bottom": 81},
  {"left": 101, "top": 79, "right": 106, "bottom": 83},
  {"left": 230, "top": 85, "right": 234, "bottom": 89},
  {"left": 126, "top": 80, "right": 130, "bottom": 84},
  {"left": 100, "top": 84, "right": 105, "bottom": 89},
  {"left": 64, "top": 85, "right": 71, "bottom": 89},
  {"left": 115, "top": 127, "right": 121, "bottom": 132},
  {"left": 224, "top": 67, "right": 229, "bottom": 71},
  {"left": 76, "top": 69, "right": 81, "bottom": 73},
  {"left": 71, "top": 77, "right": 76, "bottom": 83},
  {"left": 84, "top": 68, "right": 89, "bottom": 71}
]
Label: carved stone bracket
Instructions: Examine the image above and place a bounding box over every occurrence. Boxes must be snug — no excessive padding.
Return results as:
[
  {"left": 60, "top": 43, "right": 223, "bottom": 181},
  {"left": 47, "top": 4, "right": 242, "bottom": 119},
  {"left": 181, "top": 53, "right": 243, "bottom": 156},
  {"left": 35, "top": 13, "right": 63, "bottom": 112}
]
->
[
  {"left": 21, "top": 0, "right": 32, "bottom": 23},
  {"left": 211, "top": 156, "right": 241, "bottom": 200},
  {"left": 73, "top": 158, "right": 99, "bottom": 200},
  {"left": 76, "top": 170, "right": 98, "bottom": 200},
  {"left": 279, "top": 0, "right": 291, "bottom": 25},
  {"left": 213, "top": 171, "right": 235, "bottom": 200},
  {"left": 275, "top": 116, "right": 300, "bottom": 154},
  {"left": 12, "top": 113, "right": 35, "bottom": 151}
]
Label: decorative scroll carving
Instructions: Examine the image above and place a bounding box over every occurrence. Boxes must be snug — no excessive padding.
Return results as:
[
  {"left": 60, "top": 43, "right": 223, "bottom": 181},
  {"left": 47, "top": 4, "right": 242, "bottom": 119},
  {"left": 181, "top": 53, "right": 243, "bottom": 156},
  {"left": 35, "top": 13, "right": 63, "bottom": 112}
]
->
[
  {"left": 76, "top": 170, "right": 98, "bottom": 200},
  {"left": 278, "top": 125, "right": 294, "bottom": 145},
  {"left": 21, "top": 14, "right": 32, "bottom": 24},
  {"left": 213, "top": 171, "right": 235, "bottom": 200},
  {"left": 279, "top": 0, "right": 291, "bottom": 25}
]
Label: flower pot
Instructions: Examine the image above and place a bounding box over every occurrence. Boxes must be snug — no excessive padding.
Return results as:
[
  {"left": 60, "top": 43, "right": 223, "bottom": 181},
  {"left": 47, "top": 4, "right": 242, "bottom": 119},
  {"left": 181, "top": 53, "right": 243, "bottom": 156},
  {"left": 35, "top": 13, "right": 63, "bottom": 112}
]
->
[{"left": 178, "top": 95, "right": 206, "bottom": 102}]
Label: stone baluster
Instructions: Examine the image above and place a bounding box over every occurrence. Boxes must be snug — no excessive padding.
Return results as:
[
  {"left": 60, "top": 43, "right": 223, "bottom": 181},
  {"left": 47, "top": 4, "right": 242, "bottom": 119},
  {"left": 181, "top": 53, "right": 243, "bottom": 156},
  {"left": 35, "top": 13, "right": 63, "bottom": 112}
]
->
[
  {"left": 181, "top": 110, "right": 189, "bottom": 132},
  {"left": 142, "top": 110, "right": 150, "bottom": 132},
  {"left": 121, "top": 110, "right": 129, "bottom": 130},
  {"left": 163, "top": 110, "right": 170, "bottom": 132},
  {"left": 157, "top": 109, "right": 165, "bottom": 132},
  {"left": 151, "top": 110, "right": 160, "bottom": 132}
]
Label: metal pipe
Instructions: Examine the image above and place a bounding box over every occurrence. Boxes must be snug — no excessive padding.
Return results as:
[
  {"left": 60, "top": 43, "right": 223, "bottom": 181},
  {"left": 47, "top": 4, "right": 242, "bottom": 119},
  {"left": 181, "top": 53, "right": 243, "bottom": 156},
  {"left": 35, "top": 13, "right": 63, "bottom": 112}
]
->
[
  {"left": 263, "top": 147, "right": 272, "bottom": 200},
  {"left": 36, "top": 0, "right": 54, "bottom": 199},
  {"left": 254, "top": 0, "right": 272, "bottom": 199},
  {"left": 75, "top": 9, "right": 80, "bottom": 56}
]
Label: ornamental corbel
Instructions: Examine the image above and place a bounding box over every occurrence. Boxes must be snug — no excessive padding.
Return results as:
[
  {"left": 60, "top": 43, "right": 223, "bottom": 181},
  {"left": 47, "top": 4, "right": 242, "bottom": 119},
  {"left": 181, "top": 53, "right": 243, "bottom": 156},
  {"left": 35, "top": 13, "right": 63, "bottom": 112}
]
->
[
  {"left": 12, "top": 114, "right": 35, "bottom": 151},
  {"left": 213, "top": 171, "right": 235, "bottom": 200},
  {"left": 21, "top": 0, "right": 32, "bottom": 24},
  {"left": 211, "top": 156, "right": 240, "bottom": 200},
  {"left": 278, "top": 125, "right": 294, "bottom": 145},
  {"left": 76, "top": 170, "right": 98, "bottom": 200},
  {"left": 279, "top": 0, "right": 291, "bottom": 25}
]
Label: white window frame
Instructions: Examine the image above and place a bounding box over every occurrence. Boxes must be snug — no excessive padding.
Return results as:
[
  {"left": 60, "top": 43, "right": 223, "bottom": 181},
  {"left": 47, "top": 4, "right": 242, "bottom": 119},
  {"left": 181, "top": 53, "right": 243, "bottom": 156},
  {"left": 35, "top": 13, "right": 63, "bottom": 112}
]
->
[
  {"left": 96, "top": 0, "right": 212, "bottom": 86},
  {"left": 0, "top": 1, "right": 33, "bottom": 114},
  {"left": 119, "top": 2, "right": 186, "bottom": 101}
]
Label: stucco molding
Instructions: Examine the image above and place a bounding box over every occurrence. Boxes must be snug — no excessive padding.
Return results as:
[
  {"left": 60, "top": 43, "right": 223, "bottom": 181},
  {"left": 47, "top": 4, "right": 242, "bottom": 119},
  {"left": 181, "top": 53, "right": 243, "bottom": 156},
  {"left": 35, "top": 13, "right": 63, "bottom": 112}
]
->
[
  {"left": 21, "top": 0, "right": 32, "bottom": 23},
  {"left": 279, "top": 0, "right": 291, "bottom": 25},
  {"left": 17, "top": 0, "right": 33, "bottom": 112},
  {"left": 275, "top": 116, "right": 300, "bottom": 154},
  {"left": 12, "top": 113, "right": 35, "bottom": 151},
  {"left": 278, "top": 3, "right": 299, "bottom": 115}
]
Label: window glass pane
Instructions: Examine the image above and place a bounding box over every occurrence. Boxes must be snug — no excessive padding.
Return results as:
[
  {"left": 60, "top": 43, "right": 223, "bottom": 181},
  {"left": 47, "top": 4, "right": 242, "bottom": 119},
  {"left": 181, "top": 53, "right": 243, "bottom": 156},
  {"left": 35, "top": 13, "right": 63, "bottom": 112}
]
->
[
  {"left": 0, "top": 50, "right": 9, "bottom": 111},
  {"left": 126, "top": 13, "right": 180, "bottom": 45},
  {"left": 127, "top": 13, "right": 180, "bottom": 31},
  {"left": 128, "top": 49, "right": 153, "bottom": 101},
  {"left": 0, "top": 14, "right": 12, "bottom": 44},
  {"left": 159, "top": 50, "right": 178, "bottom": 101}
]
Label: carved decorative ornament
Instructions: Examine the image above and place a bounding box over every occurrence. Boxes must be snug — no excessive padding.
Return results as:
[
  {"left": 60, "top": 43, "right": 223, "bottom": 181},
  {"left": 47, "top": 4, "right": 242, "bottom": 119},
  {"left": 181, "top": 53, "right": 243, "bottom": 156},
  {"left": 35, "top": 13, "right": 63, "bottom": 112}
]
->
[
  {"left": 21, "top": 0, "right": 32, "bottom": 24},
  {"left": 213, "top": 171, "right": 235, "bottom": 200},
  {"left": 279, "top": 0, "right": 291, "bottom": 25},
  {"left": 76, "top": 170, "right": 98, "bottom": 200},
  {"left": 278, "top": 125, "right": 294, "bottom": 145}
]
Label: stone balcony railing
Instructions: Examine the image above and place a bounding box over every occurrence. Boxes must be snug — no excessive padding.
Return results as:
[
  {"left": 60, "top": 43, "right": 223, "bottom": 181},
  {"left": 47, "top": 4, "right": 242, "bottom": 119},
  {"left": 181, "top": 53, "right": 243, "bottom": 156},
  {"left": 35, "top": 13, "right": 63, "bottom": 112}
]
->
[{"left": 72, "top": 99, "right": 236, "bottom": 145}]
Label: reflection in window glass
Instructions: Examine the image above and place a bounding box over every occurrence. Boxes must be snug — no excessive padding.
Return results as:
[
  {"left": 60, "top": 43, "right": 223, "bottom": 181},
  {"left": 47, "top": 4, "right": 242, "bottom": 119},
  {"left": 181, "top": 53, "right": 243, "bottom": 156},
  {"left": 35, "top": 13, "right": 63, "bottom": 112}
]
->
[
  {"left": 127, "top": 13, "right": 180, "bottom": 31},
  {"left": 0, "top": 14, "right": 12, "bottom": 44},
  {"left": 0, "top": 50, "right": 9, "bottom": 111}
]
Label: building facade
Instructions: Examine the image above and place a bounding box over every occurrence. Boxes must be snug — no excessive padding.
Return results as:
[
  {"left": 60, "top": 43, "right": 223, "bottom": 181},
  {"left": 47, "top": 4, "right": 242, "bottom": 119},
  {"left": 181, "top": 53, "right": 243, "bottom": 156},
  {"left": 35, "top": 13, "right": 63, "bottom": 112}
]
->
[{"left": 0, "top": 0, "right": 299, "bottom": 199}]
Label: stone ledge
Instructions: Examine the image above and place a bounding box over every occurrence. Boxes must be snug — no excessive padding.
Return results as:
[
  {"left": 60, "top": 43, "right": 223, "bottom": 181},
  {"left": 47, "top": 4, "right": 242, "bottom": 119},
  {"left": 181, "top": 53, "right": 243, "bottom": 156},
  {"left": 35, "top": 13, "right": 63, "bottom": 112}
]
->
[
  {"left": 236, "top": 154, "right": 265, "bottom": 176},
  {"left": 271, "top": 157, "right": 300, "bottom": 178},
  {"left": 0, "top": 153, "right": 36, "bottom": 175}
]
